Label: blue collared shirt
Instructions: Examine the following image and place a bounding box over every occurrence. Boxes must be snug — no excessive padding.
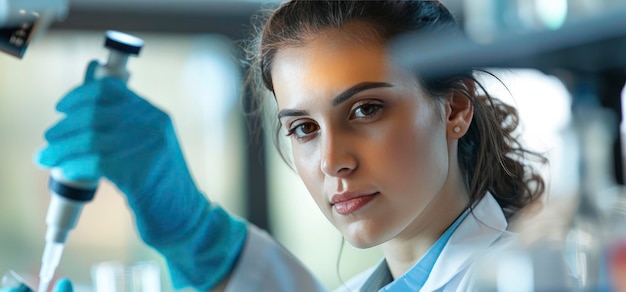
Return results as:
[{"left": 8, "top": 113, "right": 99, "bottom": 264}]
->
[{"left": 378, "top": 208, "right": 471, "bottom": 291}]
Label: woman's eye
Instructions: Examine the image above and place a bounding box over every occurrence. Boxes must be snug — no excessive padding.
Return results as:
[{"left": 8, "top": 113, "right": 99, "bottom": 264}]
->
[
  {"left": 286, "top": 122, "right": 319, "bottom": 140},
  {"left": 350, "top": 103, "right": 383, "bottom": 119}
]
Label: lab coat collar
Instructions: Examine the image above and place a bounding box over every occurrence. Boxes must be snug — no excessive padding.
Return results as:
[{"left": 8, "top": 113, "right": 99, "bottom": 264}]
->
[{"left": 420, "top": 192, "right": 508, "bottom": 291}]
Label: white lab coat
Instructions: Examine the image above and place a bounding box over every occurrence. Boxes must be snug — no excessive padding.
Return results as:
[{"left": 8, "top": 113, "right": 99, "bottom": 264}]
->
[{"left": 224, "top": 193, "right": 509, "bottom": 292}]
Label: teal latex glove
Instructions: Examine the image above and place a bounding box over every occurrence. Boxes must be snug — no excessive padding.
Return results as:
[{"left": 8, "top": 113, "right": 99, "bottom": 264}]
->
[
  {"left": 51, "top": 278, "right": 73, "bottom": 292},
  {"left": 35, "top": 60, "right": 247, "bottom": 290},
  {"left": 0, "top": 278, "right": 72, "bottom": 292}
]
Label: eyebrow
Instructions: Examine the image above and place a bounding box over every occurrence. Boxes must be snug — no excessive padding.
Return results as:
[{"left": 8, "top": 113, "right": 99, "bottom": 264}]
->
[
  {"left": 332, "top": 82, "right": 393, "bottom": 106},
  {"left": 277, "top": 81, "right": 394, "bottom": 120}
]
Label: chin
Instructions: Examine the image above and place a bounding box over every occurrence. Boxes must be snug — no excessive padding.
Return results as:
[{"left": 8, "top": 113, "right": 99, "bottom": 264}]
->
[
  {"left": 346, "top": 238, "right": 379, "bottom": 249},
  {"left": 342, "top": 223, "right": 388, "bottom": 249}
]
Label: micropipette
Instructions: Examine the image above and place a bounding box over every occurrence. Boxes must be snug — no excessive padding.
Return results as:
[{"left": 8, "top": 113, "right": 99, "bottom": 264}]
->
[{"left": 38, "top": 30, "right": 143, "bottom": 292}]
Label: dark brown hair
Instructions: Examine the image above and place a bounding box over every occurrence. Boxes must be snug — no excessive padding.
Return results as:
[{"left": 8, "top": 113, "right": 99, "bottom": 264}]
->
[{"left": 244, "top": 0, "right": 546, "bottom": 219}]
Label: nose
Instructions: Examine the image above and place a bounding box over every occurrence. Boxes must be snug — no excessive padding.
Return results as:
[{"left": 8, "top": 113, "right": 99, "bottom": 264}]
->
[{"left": 320, "top": 132, "right": 358, "bottom": 177}]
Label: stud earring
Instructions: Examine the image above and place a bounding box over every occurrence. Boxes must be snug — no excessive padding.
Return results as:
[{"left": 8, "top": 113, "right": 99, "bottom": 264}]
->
[{"left": 453, "top": 126, "right": 461, "bottom": 133}]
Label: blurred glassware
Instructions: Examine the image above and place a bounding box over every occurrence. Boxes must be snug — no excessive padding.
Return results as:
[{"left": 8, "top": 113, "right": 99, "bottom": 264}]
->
[
  {"left": 469, "top": 237, "right": 572, "bottom": 291},
  {"left": 463, "top": 0, "right": 626, "bottom": 43},
  {"left": 91, "top": 261, "right": 160, "bottom": 292},
  {"left": 469, "top": 102, "right": 620, "bottom": 291},
  {"left": 563, "top": 104, "right": 615, "bottom": 291},
  {"left": 601, "top": 186, "right": 626, "bottom": 291}
]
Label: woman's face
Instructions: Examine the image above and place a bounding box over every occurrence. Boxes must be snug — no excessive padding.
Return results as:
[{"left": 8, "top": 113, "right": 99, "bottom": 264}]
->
[{"left": 271, "top": 26, "right": 457, "bottom": 248}]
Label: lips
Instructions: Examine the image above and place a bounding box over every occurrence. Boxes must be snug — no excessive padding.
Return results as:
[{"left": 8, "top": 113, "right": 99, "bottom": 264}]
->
[{"left": 331, "top": 192, "right": 379, "bottom": 215}]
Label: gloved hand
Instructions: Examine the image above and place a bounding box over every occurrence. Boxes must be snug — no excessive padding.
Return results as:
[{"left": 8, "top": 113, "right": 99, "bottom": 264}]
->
[
  {"left": 51, "top": 278, "right": 73, "bottom": 292},
  {"left": 35, "top": 60, "right": 247, "bottom": 290},
  {"left": 0, "top": 278, "right": 72, "bottom": 292}
]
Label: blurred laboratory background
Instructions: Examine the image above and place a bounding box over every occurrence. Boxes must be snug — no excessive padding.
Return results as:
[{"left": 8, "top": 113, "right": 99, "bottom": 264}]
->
[{"left": 1, "top": 0, "right": 625, "bottom": 291}]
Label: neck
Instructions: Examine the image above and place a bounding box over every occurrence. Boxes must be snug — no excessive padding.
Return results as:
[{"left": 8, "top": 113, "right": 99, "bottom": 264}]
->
[{"left": 381, "top": 177, "right": 470, "bottom": 279}]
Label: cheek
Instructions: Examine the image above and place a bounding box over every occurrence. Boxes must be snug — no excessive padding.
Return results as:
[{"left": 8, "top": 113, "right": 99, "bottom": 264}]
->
[
  {"left": 380, "top": 110, "right": 448, "bottom": 192},
  {"left": 292, "top": 143, "right": 327, "bottom": 208},
  {"left": 292, "top": 142, "right": 317, "bottom": 179}
]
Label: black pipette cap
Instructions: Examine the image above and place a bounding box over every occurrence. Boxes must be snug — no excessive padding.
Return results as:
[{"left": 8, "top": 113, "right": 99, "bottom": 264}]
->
[{"left": 104, "top": 30, "right": 144, "bottom": 55}]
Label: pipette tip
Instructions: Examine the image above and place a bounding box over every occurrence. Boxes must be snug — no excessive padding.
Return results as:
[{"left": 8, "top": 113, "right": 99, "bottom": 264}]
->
[{"left": 37, "top": 280, "right": 49, "bottom": 292}]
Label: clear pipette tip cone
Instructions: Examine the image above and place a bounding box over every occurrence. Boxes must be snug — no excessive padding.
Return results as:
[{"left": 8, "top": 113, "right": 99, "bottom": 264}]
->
[
  {"left": 37, "top": 280, "right": 49, "bottom": 292},
  {"left": 38, "top": 242, "right": 64, "bottom": 292}
]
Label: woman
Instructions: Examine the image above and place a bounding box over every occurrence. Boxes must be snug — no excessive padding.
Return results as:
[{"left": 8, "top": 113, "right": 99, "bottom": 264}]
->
[{"left": 35, "top": 1, "right": 545, "bottom": 291}]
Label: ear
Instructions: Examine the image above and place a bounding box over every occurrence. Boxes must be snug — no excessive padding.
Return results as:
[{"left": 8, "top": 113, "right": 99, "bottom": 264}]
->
[{"left": 445, "top": 80, "right": 475, "bottom": 139}]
